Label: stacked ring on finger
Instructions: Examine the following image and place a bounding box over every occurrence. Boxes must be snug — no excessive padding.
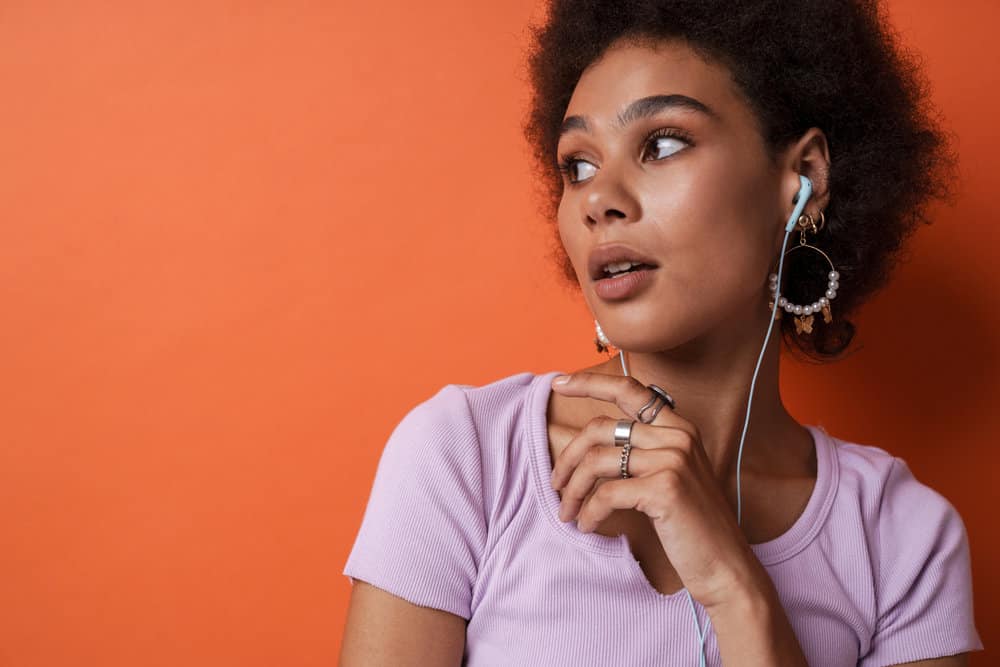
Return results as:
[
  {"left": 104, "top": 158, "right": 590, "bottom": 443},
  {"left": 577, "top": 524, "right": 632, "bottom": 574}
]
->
[
  {"left": 613, "top": 419, "right": 635, "bottom": 479},
  {"left": 620, "top": 441, "right": 633, "bottom": 479},
  {"left": 636, "top": 384, "right": 676, "bottom": 424}
]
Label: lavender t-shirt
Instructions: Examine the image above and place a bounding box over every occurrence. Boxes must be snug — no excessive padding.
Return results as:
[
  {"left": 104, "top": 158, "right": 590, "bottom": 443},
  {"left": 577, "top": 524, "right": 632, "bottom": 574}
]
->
[{"left": 342, "top": 370, "right": 984, "bottom": 666}]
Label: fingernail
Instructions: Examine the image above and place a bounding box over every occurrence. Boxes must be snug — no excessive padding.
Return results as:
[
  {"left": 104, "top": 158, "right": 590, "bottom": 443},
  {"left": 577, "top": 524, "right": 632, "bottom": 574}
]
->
[{"left": 553, "top": 375, "right": 570, "bottom": 384}]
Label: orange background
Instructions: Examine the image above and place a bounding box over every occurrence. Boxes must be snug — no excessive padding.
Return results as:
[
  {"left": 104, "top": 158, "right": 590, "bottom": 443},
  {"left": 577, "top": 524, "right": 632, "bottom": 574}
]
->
[{"left": 1, "top": 1, "right": 996, "bottom": 664}]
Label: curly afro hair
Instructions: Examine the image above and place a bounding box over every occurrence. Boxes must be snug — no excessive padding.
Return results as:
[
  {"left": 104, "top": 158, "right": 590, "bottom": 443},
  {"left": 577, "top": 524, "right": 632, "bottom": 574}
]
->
[{"left": 521, "top": 0, "right": 959, "bottom": 362}]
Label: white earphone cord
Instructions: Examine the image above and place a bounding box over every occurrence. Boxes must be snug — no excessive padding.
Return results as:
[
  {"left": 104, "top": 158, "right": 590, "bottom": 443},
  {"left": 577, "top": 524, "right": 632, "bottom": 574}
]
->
[{"left": 616, "top": 222, "right": 798, "bottom": 667}]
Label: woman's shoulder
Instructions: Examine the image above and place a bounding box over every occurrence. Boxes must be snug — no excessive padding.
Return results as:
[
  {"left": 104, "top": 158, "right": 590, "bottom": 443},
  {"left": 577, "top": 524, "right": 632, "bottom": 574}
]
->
[
  {"left": 384, "top": 371, "right": 555, "bottom": 482},
  {"left": 822, "top": 429, "right": 971, "bottom": 580},
  {"left": 394, "top": 370, "right": 543, "bottom": 433},
  {"left": 343, "top": 371, "right": 552, "bottom": 621},
  {"left": 455, "top": 367, "right": 551, "bottom": 408},
  {"left": 819, "top": 431, "right": 983, "bottom": 662},
  {"left": 826, "top": 429, "right": 960, "bottom": 520},
  {"left": 826, "top": 428, "right": 897, "bottom": 477},
  {"left": 435, "top": 369, "right": 559, "bottom": 440}
]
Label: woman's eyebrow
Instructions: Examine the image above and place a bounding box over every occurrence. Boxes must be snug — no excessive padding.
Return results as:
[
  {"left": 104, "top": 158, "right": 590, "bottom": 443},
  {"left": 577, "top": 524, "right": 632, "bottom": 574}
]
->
[{"left": 559, "top": 94, "right": 719, "bottom": 140}]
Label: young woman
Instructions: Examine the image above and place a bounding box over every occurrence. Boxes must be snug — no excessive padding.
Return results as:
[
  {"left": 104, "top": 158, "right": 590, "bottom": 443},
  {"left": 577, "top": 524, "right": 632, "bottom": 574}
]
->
[{"left": 339, "top": 1, "right": 984, "bottom": 664}]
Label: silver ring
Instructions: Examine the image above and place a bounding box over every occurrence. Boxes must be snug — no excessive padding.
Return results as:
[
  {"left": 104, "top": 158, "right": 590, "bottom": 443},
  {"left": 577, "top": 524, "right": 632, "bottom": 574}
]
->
[
  {"left": 636, "top": 384, "right": 676, "bottom": 424},
  {"left": 613, "top": 419, "right": 634, "bottom": 448},
  {"left": 619, "top": 441, "right": 633, "bottom": 479}
]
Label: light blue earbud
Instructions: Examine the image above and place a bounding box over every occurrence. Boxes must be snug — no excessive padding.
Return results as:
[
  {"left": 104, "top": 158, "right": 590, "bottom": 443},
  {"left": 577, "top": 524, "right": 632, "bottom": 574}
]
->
[{"left": 786, "top": 175, "right": 813, "bottom": 232}]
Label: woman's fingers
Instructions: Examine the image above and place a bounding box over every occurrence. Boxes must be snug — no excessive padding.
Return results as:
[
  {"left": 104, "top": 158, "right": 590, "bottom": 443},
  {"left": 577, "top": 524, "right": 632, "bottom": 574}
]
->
[
  {"left": 557, "top": 446, "right": 685, "bottom": 523},
  {"left": 551, "top": 371, "right": 691, "bottom": 431},
  {"left": 550, "top": 414, "right": 690, "bottom": 491}
]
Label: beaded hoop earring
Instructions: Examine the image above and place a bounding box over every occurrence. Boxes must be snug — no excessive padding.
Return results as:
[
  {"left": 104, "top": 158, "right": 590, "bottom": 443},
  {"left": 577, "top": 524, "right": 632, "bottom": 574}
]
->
[{"left": 768, "top": 210, "right": 839, "bottom": 336}]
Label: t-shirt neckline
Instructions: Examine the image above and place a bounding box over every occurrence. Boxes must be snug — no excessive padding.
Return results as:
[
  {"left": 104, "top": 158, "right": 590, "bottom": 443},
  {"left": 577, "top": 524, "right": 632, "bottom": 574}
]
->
[{"left": 526, "top": 369, "right": 840, "bottom": 570}]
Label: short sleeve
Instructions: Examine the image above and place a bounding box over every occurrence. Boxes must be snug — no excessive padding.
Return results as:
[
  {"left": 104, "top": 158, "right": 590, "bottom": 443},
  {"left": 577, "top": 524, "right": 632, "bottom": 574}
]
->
[
  {"left": 859, "top": 457, "right": 984, "bottom": 666},
  {"left": 341, "top": 383, "right": 486, "bottom": 620}
]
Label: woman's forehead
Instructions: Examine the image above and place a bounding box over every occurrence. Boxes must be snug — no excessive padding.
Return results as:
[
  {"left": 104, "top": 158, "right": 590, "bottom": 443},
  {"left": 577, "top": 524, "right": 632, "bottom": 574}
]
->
[{"left": 562, "top": 41, "right": 747, "bottom": 137}]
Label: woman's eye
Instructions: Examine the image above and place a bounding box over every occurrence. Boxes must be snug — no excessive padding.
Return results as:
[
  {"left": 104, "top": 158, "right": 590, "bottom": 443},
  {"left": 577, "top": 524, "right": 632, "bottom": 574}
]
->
[
  {"left": 643, "top": 135, "right": 688, "bottom": 161},
  {"left": 558, "top": 130, "right": 691, "bottom": 185},
  {"left": 559, "top": 160, "right": 597, "bottom": 184}
]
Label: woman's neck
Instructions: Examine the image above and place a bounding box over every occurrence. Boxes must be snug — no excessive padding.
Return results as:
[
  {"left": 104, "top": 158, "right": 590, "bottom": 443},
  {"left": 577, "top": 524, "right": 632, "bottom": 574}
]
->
[{"left": 579, "top": 325, "right": 807, "bottom": 484}]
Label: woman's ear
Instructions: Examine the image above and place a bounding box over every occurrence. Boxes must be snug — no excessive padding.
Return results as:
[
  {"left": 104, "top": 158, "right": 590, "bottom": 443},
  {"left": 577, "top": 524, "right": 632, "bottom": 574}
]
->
[
  {"left": 773, "top": 128, "right": 832, "bottom": 252},
  {"left": 784, "top": 127, "right": 832, "bottom": 216}
]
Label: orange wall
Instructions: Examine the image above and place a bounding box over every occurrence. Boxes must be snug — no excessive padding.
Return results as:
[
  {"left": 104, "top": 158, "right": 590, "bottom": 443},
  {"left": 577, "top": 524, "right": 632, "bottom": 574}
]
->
[{"left": 0, "top": 1, "right": 996, "bottom": 664}]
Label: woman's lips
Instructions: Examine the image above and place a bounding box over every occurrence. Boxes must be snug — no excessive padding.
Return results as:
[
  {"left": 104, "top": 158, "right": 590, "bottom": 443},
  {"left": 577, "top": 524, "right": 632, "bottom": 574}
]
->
[
  {"left": 587, "top": 243, "right": 660, "bottom": 280},
  {"left": 593, "top": 267, "right": 657, "bottom": 300}
]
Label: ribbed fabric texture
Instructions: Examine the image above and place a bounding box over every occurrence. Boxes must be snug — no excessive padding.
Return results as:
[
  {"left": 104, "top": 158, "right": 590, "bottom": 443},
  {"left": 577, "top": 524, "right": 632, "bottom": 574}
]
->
[{"left": 342, "top": 370, "right": 984, "bottom": 666}]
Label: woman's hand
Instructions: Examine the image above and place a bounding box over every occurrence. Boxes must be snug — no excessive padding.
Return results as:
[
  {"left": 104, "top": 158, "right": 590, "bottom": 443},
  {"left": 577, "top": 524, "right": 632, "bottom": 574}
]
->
[{"left": 549, "top": 371, "right": 772, "bottom": 612}]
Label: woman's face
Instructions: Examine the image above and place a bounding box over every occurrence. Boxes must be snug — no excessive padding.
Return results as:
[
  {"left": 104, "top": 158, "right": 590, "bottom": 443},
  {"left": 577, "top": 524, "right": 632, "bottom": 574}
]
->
[{"left": 556, "top": 38, "right": 798, "bottom": 354}]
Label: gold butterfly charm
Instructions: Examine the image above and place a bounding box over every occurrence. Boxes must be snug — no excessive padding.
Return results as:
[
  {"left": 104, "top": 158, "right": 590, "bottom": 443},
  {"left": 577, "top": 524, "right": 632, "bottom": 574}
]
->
[
  {"left": 794, "top": 314, "right": 814, "bottom": 335},
  {"left": 822, "top": 303, "right": 832, "bottom": 323}
]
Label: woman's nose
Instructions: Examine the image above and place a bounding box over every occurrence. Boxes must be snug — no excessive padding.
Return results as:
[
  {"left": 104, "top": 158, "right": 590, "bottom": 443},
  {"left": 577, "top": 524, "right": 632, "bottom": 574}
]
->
[{"left": 582, "top": 165, "right": 642, "bottom": 225}]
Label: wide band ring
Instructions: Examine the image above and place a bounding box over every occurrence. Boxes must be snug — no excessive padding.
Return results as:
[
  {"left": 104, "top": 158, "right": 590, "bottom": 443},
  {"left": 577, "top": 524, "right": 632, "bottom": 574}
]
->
[
  {"left": 636, "top": 384, "right": 676, "bottom": 424},
  {"left": 613, "top": 419, "right": 634, "bottom": 448}
]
